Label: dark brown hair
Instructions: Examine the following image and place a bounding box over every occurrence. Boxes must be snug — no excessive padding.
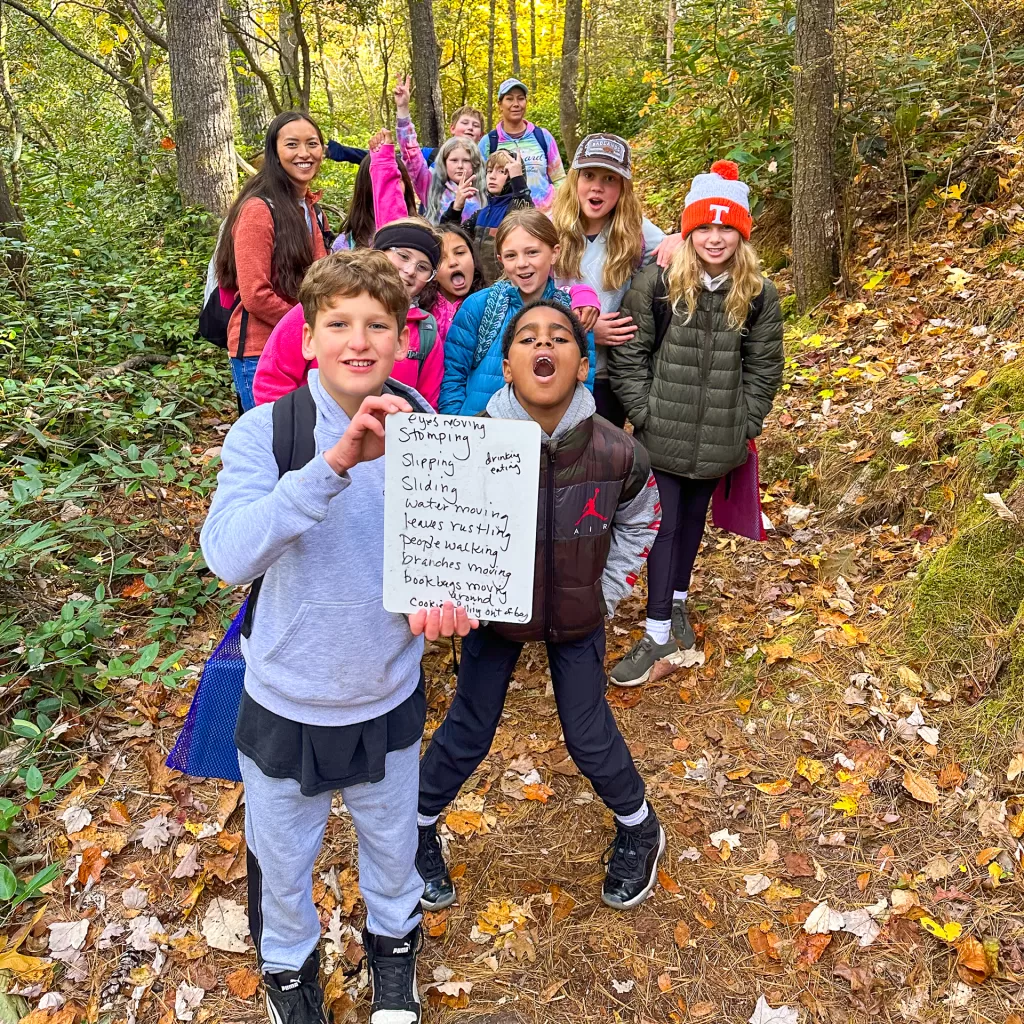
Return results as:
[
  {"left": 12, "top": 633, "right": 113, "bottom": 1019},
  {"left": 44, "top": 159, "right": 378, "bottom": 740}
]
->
[
  {"left": 338, "top": 154, "right": 418, "bottom": 249},
  {"left": 298, "top": 250, "right": 410, "bottom": 332},
  {"left": 215, "top": 111, "right": 324, "bottom": 299}
]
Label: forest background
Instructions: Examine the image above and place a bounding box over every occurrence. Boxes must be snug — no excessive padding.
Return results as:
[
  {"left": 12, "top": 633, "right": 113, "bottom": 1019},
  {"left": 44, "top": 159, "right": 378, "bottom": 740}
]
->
[{"left": 1, "top": 0, "right": 1024, "bottom": 1021}]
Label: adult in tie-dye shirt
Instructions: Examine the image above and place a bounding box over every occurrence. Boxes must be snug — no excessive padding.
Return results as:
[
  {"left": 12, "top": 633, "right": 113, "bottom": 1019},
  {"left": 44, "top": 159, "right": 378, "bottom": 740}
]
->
[{"left": 478, "top": 78, "right": 565, "bottom": 214}]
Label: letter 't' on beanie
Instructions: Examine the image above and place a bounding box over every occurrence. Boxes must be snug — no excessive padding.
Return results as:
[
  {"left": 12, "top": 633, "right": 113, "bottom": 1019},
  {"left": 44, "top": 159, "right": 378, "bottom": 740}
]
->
[{"left": 680, "top": 160, "right": 752, "bottom": 240}]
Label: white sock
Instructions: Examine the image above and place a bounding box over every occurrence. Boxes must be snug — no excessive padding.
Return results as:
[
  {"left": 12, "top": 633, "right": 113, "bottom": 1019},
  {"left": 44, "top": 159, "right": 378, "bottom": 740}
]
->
[
  {"left": 616, "top": 802, "right": 649, "bottom": 828},
  {"left": 673, "top": 590, "right": 688, "bottom": 603},
  {"left": 645, "top": 618, "right": 671, "bottom": 645},
  {"left": 417, "top": 813, "right": 439, "bottom": 828}
]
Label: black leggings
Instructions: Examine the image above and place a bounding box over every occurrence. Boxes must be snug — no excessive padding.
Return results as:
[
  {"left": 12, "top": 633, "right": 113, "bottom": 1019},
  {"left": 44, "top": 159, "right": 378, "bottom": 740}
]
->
[
  {"left": 593, "top": 379, "right": 627, "bottom": 429},
  {"left": 646, "top": 470, "right": 719, "bottom": 620}
]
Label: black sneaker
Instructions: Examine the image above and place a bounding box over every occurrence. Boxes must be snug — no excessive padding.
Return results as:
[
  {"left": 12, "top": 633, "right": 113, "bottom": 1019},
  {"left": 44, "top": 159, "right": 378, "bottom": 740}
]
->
[
  {"left": 416, "top": 821, "right": 456, "bottom": 911},
  {"left": 601, "top": 803, "right": 666, "bottom": 909},
  {"left": 671, "top": 601, "right": 696, "bottom": 648},
  {"left": 264, "top": 948, "right": 328, "bottom": 1024},
  {"left": 363, "top": 925, "right": 422, "bottom": 1024}
]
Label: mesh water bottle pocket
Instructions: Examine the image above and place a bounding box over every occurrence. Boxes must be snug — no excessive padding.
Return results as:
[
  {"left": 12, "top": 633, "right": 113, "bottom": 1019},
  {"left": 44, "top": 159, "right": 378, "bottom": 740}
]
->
[{"left": 167, "top": 600, "right": 247, "bottom": 783}]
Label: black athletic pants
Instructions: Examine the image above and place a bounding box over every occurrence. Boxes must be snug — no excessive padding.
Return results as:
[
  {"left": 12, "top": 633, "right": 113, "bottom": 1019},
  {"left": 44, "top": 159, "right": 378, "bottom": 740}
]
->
[
  {"left": 593, "top": 378, "right": 627, "bottom": 429},
  {"left": 418, "top": 624, "right": 645, "bottom": 817},
  {"left": 646, "top": 469, "right": 720, "bottom": 620}
]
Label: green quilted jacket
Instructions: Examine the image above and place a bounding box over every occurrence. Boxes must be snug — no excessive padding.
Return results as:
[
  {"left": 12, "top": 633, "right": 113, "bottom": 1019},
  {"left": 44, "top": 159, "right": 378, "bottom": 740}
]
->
[{"left": 609, "top": 265, "right": 784, "bottom": 479}]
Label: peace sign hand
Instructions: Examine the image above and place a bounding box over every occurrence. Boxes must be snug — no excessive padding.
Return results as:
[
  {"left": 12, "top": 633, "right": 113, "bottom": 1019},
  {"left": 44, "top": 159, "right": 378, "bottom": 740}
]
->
[{"left": 393, "top": 74, "right": 412, "bottom": 118}]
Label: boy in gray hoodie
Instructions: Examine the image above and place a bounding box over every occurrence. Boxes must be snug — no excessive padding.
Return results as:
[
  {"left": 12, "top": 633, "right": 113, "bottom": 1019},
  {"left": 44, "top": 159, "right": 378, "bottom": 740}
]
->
[
  {"left": 200, "top": 250, "right": 475, "bottom": 1024},
  {"left": 414, "top": 300, "right": 666, "bottom": 915}
]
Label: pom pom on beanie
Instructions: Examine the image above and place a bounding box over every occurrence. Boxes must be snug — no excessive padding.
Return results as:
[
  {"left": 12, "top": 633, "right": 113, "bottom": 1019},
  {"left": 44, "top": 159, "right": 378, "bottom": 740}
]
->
[{"left": 681, "top": 160, "right": 752, "bottom": 240}]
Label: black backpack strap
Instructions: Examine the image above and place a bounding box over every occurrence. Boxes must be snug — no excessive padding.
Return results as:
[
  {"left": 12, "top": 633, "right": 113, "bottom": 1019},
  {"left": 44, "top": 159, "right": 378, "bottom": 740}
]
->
[
  {"left": 488, "top": 129, "right": 499, "bottom": 155},
  {"left": 241, "top": 385, "right": 317, "bottom": 638},
  {"left": 234, "top": 198, "right": 278, "bottom": 361},
  {"left": 652, "top": 268, "right": 672, "bottom": 353}
]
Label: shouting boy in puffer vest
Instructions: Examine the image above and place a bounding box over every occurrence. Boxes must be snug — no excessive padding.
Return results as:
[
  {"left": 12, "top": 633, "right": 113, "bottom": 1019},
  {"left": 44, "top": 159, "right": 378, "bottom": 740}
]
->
[{"left": 415, "top": 299, "right": 666, "bottom": 912}]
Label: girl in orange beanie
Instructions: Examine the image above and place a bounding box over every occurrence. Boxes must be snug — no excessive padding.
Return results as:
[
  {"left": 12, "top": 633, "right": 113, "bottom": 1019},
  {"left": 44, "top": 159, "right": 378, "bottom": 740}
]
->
[{"left": 606, "top": 160, "right": 784, "bottom": 685}]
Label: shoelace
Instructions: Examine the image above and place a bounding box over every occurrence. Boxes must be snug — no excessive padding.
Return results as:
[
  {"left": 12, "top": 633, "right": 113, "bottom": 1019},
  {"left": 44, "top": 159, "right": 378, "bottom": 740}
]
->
[
  {"left": 602, "top": 824, "right": 644, "bottom": 876},
  {"left": 625, "top": 636, "right": 655, "bottom": 663},
  {"left": 418, "top": 830, "right": 446, "bottom": 878},
  {"left": 370, "top": 931, "right": 422, "bottom": 1007}
]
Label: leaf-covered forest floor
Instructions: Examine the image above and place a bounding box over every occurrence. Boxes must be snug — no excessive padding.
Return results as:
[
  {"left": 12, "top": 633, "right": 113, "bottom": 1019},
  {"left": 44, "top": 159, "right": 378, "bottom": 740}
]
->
[{"left": 7, "top": 152, "right": 1024, "bottom": 1024}]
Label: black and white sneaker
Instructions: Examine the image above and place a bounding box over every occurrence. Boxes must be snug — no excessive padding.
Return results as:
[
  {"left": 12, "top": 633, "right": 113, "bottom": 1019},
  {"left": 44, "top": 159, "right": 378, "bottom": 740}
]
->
[
  {"left": 264, "top": 948, "right": 328, "bottom": 1024},
  {"left": 363, "top": 925, "right": 422, "bottom": 1024},
  {"left": 416, "top": 821, "right": 456, "bottom": 911},
  {"left": 601, "top": 803, "right": 666, "bottom": 909}
]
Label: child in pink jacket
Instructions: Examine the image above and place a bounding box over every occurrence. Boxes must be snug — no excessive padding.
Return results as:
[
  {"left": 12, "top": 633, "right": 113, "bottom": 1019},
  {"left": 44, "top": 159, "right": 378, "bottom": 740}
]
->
[{"left": 254, "top": 219, "right": 444, "bottom": 408}]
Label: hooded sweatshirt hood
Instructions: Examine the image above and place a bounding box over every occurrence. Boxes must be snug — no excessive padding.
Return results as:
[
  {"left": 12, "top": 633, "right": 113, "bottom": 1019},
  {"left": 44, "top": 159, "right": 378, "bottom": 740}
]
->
[{"left": 485, "top": 382, "right": 595, "bottom": 442}]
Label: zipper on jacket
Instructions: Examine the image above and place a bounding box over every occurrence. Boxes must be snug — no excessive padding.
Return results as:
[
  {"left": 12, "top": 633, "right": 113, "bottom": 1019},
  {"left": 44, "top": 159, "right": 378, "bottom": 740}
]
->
[
  {"left": 689, "top": 300, "right": 715, "bottom": 476},
  {"left": 544, "top": 442, "right": 556, "bottom": 638}
]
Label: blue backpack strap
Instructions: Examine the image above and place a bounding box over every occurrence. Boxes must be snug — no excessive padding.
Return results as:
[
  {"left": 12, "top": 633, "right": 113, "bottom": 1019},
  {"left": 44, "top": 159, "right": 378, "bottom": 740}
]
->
[
  {"left": 488, "top": 128, "right": 499, "bottom": 156},
  {"left": 241, "top": 385, "right": 317, "bottom": 638},
  {"left": 533, "top": 126, "right": 550, "bottom": 162}
]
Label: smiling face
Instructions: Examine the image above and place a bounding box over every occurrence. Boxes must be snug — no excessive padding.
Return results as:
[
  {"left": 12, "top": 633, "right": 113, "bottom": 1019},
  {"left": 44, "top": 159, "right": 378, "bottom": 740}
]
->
[
  {"left": 576, "top": 168, "right": 624, "bottom": 232},
  {"left": 498, "top": 227, "right": 559, "bottom": 303},
  {"left": 690, "top": 224, "right": 741, "bottom": 270},
  {"left": 276, "top": 118, "right": 323, "bottom": 193},
  {"left": 498, "top": 88, "right": 527, "bottom": 128},
  {"left": 486, "top": 162, "right": 510, "bottom": 194},
  {"left": 384, "top": 246, "right": 435, "bottom": 298},
  {"left": 301, "top": 292, "right": 409, "bottom": 417},
  {"left": 437, "top": 232, "right": 475, "bottom": 300},
  {"left": 502, "top": 305, "right": 588, "bottom": 430},
  {"left": 444, "top": 144, "right": 475, "bottom": 184},
  {"left": 451, "top": 113, "right": 483, "bottom": 141}
]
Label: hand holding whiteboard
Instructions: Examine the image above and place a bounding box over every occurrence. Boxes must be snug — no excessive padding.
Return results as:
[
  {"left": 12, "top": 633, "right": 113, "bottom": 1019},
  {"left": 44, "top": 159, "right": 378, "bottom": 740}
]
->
[{"left": 383, "top": 413, "right": 540, "bottom": 623}]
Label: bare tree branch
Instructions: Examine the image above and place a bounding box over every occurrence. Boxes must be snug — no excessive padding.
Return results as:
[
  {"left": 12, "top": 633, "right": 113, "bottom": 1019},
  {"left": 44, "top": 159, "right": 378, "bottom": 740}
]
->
[
  {"left": 121, "top": 0, "right": 167, "bottom": 49},
  {"left": 289, "top": 0, "right": 311, "bottom": 110},
  {"left": 4, "top": 0, "right": 167, "bottom": 124},
  {"left": 223, "top": 15, "right": 282, "bottom": 114}
]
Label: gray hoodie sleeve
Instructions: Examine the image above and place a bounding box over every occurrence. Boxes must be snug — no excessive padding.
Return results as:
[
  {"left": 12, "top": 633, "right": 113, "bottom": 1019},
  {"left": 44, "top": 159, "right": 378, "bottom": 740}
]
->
[
  {"left": 601, "top": 440, "right": 660, "bottom": 617},
  {"left": 199, "top": 406, "right": 351, "bottom": 586}
]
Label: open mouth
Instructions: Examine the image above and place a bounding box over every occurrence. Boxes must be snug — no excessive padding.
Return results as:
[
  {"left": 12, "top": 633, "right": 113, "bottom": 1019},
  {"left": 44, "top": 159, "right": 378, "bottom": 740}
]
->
[
  {"left": 515, "top": 270, "right": 536, "bottom": 287},
  {"left": 533, "top": 354, "right": 555, "bottom": 378},
  {"left": 587, "top": 197, "right": 604, "bottom": 211},
  {"left": 450, "top": 271, "right": 466, "bottom": 289}
]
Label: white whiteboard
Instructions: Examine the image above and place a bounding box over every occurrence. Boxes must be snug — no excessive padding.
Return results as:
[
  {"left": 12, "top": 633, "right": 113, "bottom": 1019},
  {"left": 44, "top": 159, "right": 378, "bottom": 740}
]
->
[{"left": 383, "top": 413, "right": 541, "bottom": 623}]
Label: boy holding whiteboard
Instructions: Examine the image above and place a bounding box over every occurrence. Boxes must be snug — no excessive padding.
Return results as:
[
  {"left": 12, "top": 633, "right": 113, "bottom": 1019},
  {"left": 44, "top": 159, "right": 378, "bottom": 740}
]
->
[
  {"left": 201, "top": 251, "right": 475, "bottom": 1024},
  {"left": 415, "top": 299, "right": 665, "bottom": 912}
]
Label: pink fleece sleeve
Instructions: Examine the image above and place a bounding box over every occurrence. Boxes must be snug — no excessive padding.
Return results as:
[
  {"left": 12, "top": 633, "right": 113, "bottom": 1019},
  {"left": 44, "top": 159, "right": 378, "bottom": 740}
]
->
[
  {"left": 370, "top": 143, "right": 411, "bottom": 230},
  {"left": 396, "top": 117, "right": 431, "bottom": 207},
  {"left": 568, "top": 283, "right": 600, "bottom": 309},
  {"left": 414, "top": 328, "right": 444, "bottom": 411},
  {"left": 253, "top": 304, "right": 311, "bottom": 405}
]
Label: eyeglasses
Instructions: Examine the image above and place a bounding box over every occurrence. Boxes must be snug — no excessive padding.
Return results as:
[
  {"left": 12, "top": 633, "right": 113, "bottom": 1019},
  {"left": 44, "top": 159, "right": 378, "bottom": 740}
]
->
[{"left": 388, "top": 248, "right": 436, "bottom": 280}]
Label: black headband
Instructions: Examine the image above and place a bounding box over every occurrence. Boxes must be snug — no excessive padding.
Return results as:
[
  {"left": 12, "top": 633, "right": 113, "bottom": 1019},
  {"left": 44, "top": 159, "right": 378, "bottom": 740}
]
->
[{"left": 373, "top": 224, "right": 441, "bottom": 269}]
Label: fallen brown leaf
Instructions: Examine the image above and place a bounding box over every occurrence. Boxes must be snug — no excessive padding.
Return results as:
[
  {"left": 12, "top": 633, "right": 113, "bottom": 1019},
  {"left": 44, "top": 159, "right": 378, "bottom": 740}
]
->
[
  {"left": 795, "top": 932, "right": 833, "bottom": 966},
  {"left": 955, "top": 935, "right": 992, "bottom": 985},
  {"left": 539, "top": 978, "right": 567, "bottom": 1003},
  {"left": 658, "top": 869, "right": 681, "bottom": 894},
  {"left": 657, "top": 972, "right": 672, "bottom": 993},
  {"left": 902, "top": 768, "right": 938, "bottom": 804},
  {"left": 673, "top": 920, "right": 691, "bottom": 947},
  {"left": 225, "top": 967, "right": 261, "bottom": 999},
  {"left": 784, "top": 852, "right": 814, "bottom": 878}
]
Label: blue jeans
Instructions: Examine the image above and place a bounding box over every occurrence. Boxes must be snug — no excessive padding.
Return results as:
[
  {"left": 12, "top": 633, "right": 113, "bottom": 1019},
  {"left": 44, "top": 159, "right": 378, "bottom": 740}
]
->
[{"left": 230, "top": 356, "right": 260, "bottom": 412}]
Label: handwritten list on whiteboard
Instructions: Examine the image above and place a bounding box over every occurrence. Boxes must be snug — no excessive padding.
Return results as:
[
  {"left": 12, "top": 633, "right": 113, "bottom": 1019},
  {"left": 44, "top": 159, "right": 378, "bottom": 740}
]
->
[{"left": 383, "top": 413, "right": 540, "bottom": 623}]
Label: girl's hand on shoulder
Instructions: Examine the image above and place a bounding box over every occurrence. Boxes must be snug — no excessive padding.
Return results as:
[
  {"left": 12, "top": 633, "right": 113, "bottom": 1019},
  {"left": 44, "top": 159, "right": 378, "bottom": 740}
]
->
[
  {"left": 652, "top": 232, "right": 683, "bottom": 267},
  {"left": 324, "top": 394, "right": 411, "bottom": 474},
  {"left": 572, "top": 304, "right": 600, "bottom": 332},
  {"left": 593, "top": 310, "right": 637, "bottom": 347},
  {"left": 408, "top": 600, "right": 479, "bottom": 639},
  {"left": 368, "top": 129, "right": 393, "bottom": 153},
  {"left": 393, "top": 74, "right": 412, "bottom": 117},
  {"left": 452, "top": 178, "right": 477, "bottom": 212}
]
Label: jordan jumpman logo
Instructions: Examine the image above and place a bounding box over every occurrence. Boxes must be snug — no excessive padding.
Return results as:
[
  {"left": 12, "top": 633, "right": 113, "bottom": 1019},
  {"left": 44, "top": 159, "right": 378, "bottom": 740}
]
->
[{"left": 574, "top": 487, "right": 609, "bottom": 527}]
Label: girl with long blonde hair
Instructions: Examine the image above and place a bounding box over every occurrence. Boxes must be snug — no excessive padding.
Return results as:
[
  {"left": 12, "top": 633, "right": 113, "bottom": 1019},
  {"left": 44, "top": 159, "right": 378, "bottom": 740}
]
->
[
  {"left": 551, "top": 133, "right": 680, "bottom": 426},
  {"left": 607, "top": 160, "right": 784, "bottom": 685}
]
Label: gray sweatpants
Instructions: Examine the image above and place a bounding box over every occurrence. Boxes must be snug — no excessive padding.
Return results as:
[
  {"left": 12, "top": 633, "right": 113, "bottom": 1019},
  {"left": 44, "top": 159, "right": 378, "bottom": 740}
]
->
[{"left": 239, "top": 742, "right": 423, "bottom": 974}]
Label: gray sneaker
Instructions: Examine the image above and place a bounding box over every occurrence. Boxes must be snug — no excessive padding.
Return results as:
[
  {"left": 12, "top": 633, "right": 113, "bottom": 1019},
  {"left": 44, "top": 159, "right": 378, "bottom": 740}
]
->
[
  {"left": 609, "top": 634, "right": 677, "bottom": 687},
  {"left": 671, "top": 601, "right": 695, "bottom": 649}
]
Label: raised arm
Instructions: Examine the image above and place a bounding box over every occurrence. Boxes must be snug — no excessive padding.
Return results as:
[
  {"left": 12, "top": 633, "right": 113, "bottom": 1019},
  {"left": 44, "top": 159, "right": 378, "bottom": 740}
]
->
[
  {"left": 394, "top": 73, "right": 431, "bottom": 205},
  {"left": 438, "top": 296, "right": 480, "bottom": 413},
  {"left": 369, "top": 130, "right": 411, "bottom": 229}
]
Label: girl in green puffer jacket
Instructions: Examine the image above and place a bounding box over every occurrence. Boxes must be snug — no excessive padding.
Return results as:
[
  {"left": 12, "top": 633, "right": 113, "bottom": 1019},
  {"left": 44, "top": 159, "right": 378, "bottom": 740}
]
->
[{"left": 608, "top": 160, "right": 784, "bottom": 686}]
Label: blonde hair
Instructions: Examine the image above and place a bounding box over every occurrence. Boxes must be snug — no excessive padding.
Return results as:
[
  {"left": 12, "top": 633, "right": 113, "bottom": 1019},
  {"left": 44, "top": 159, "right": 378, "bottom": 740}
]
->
[
  {"left": 552, "top": 167, "right": 644, "bottom": 292},
  {"left": 486, "top": 149, "right": 515, "bottom": 171},
  {"left": 665, "top": 235, "right": 764, "bottom": 329},
  {"left": 449, "top": 105, "right": 484, "bottom": 130},
  {"left": 299, "top": 250, "right": 409, "bottom": 331},
  {"left": 494, "top": 207, "right": 560, "bottom": 254}
]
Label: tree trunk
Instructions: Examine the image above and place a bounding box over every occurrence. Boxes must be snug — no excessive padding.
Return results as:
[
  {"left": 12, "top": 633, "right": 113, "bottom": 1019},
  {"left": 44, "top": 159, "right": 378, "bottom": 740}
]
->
[
  {"left": 224, "top": 0, "right": 268, "bottom": 146},
  {"left": 486, "top": 0, "right": 496, "bottom": 130},
  {"left": 559, "top": 0, "right": 583, "bottom": 159},
  {"left": 165, "top": 0, "right": 236, "bottom": 215},
  {"left": 666, "top": 0, "right": 675, "bottom": 72},
  {"left": 529, "top": 0, "right": 536, "bottom": 93},
  {"left": 279, "top": 0, "right": 299, "bottom": 108},
  {"left": 508, "top": 0, "right": 520, "bottom": 77},
  {"left": 0, "top": 152, "right": 27, "bottom": 298},
  {"left": 406, "top": 0, "right": 444, "bottom": 146},
  {"left": 792, "top": 0, "right": 839, "bottom": 309}
]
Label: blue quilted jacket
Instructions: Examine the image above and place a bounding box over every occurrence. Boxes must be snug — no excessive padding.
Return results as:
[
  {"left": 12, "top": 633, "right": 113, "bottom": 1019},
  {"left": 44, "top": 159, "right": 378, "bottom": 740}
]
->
[{"left": 439, "top": 280, "right": 596, "bottom": 415}]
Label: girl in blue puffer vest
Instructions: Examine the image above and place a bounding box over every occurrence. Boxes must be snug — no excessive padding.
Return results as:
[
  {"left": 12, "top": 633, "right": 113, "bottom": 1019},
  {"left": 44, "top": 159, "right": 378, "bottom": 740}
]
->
[{"left": 439, "top": 208, "right": 599, "bottom": 415}]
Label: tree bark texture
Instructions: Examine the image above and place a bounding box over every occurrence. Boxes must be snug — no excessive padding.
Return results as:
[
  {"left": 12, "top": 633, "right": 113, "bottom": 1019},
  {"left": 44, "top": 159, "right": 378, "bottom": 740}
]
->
[
  {"left": 406, "top": 0, "right": 444, "bottom": 146},
  {"left": 792, "top": 0, "right": 839, "bottom": 309},
  {"left": 165, "top": 0, "right": 236, "bottom": 215},
  {"left": 486, "top": 0, "right": 496, "bottom": 130},
  {"left": 0, "top": 152, "right": 27, "bottom": 297},
  {"left": 508, "top": 0, "right": 520, "bottom": 76},
  {"left": 559, "top": 0, "right": 583, "bottom": 160},
  {"left": 529, "top": 0, "right": 536, "bottom": 93},
  {"left": 666, "top": 0, "right": 675, "bottom": 71},
  {"left": 279, "top": 0, "right": 299, "bottom": 108}
]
